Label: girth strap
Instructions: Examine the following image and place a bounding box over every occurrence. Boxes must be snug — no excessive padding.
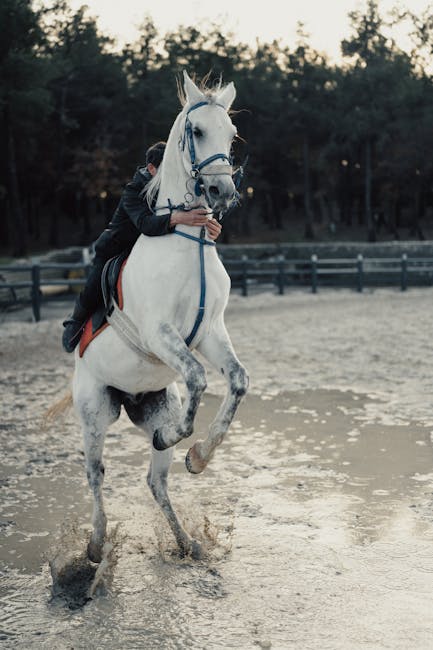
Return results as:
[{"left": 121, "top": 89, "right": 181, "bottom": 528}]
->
[{"left": 107, "top": 301, "right": 162, "bottom": 365}]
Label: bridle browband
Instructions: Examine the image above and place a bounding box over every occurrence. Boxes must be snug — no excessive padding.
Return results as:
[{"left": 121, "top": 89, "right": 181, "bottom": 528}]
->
[{"left": 181, "top": 101, "right": 233, "bottom": 197}]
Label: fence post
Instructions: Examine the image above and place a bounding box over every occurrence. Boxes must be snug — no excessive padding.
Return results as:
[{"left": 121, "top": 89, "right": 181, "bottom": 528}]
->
[
  {"left": 401, "top": 254, "right": 408, "bottom": 291},
  {"left": 311, "top": 254, "right": 318, "bottom": 293},
  {"left": 31, "top": 264, "right": 41, "bottom": 322},
  {"left": 277, "top": 254, "right": 285, "bottom": 295},
  {"left": 357, "top": 254, "right": 363, "bottom": 293},
  {"left": 241, "top": 255, "right": 248, "bottom": 296}
]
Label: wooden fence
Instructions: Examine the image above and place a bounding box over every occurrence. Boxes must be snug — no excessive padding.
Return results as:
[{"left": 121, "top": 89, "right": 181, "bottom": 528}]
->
[
  {"left": 0, "top": 262, "right": 89, "bottom": 322},
  {"left": 1, "top": 253, "right": 433, "bottom": 321},
  {"left": 220, "top": 253, "right": 433, "bottom": 296}
]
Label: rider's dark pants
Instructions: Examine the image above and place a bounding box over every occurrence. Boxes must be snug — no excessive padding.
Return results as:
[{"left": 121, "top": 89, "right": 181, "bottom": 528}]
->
[
  {"left": 78, "top": 257, "right": 106, "bottom": 314},
  {"left": 77, "top": 228, "right": 138, "bottom": 315}
]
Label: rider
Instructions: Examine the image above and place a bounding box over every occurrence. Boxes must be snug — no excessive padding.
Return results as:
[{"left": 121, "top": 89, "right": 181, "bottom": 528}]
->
[{"left": 62, "top": 141, "right": 222, "bottom": 353}]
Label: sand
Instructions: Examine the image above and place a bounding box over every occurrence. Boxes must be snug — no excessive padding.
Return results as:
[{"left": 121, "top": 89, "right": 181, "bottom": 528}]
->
[{"left": 2, "top": 287, "right": 433, "bottom": 649}]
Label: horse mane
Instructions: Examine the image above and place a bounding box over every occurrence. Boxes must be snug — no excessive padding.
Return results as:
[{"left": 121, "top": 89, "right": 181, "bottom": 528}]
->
[
  {"left": 146, "top": 166, "right": 162, "bottom": 207},
  {"left": 146, "top": 73, "right": 229, "bottom": 208}
]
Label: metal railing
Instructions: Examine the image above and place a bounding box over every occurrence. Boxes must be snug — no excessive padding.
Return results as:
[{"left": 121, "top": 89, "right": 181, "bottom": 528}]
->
[{"left": 1, "top": 253, "right": 433, "bottom": 321}]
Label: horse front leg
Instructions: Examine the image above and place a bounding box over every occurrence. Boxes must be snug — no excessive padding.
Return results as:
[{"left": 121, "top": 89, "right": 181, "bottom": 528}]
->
[
  {"left": 186, "top": 317, "right": 248, "bottom": 474},
  {"left": 150, "top": 324, "right": 207, "bottom": 451}
]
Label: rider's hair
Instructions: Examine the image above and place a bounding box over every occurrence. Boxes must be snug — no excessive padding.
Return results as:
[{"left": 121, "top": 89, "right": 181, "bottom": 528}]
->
[{"left": 146, "top": 141, "right": 166, "bottom": 168}]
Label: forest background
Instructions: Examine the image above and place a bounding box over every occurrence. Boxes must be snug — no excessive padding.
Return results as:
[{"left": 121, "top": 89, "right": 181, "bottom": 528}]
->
[{"left": 2, "top": 0, "right": 433, "bottom": 257}]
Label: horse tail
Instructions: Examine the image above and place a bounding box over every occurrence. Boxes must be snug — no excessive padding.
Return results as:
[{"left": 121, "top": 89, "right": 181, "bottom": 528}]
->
[{"left": 45, "top": 391, "right": 73, "bottom": 422}]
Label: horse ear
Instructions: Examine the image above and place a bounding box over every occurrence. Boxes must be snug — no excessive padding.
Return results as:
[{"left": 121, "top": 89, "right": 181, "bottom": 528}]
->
[
  {"left": 183, "top": 71, "right": 205, "bottom": 105},
  {"left": 217, "top": 82, "right": 236, "bottom": 111}
]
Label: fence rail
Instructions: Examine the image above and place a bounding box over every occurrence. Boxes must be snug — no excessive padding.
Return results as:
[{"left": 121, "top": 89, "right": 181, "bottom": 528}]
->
[
  {"left": 0, "top": 262, "right": 89, "bottom": 322},
  {"left": 219, "top": 252, "right": 430, "bottom": 296},
  {"left": 1, "top": 253, "right": 433, "bottom": 321}
]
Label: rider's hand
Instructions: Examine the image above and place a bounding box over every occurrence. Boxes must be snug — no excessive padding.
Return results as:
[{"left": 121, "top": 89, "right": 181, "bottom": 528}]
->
[
  {"left": 206, "top": 218, "right": 222, "bottom": 241},
  {"left": 170, "top": 207, "right": 210, "bottom": 228}
]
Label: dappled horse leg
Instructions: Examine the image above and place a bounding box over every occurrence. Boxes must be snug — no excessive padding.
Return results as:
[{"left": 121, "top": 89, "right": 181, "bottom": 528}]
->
[
  {"left": 186, "top": 317, "right": 248, "bottom": 474},
  {"left": 150, "top": 324, "right": 208, "bottom": 451},
  {"left": 73, "top": 372, "right": 121, "bottom": 563},
  {"left": 123, "top": 386, "right": 202, "bottom": 558}
]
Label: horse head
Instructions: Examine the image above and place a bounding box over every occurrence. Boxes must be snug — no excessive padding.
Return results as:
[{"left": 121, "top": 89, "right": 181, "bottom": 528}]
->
[{"left": 180, "top": 71, "right": 237, "bottom": 214}]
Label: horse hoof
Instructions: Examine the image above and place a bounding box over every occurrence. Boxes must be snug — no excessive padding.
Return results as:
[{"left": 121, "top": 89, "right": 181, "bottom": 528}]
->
[
  {"left": 179, "top": 539, "right": 203, "bottom": 560},
  {"left": 87, "top": 540, "right": 103, "bottom": 564},
  {"left": 153, "top": 430, "right": 168, "bottom": 451},
  {"left": 190, "top": 540, "right": 203, "bottom": 560},
  {"left": 185, "top": 443, "right": 207, "bottom": 474}
]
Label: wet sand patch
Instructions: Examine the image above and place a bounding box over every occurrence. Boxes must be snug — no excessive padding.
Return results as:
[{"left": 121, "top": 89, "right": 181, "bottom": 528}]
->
[{"left": 2, "top": 389, "right": 433, "bottom": 648}]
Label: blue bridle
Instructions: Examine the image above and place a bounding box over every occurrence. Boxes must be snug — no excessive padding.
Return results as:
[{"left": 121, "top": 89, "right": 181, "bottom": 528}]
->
[
  {"left": 174, "top": 227, "right": 216, "bottom": 347},
  {"left": 181, "top": 101, "right": 233, "bottom": 197},
  {"left": 165, "top": 102, "right": 238, "bottom": 346}
]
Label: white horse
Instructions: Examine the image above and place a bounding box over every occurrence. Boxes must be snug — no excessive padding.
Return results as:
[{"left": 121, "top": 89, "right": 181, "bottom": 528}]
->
[{"left": 73, "top": 72, "right": 249, "bottom": 562}]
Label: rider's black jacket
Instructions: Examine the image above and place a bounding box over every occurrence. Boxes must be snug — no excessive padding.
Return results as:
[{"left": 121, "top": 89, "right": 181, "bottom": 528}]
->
[
  {"left": 77, "top": 167, "right": 173, "bottom": 313},
  {"left": 93, "top": 167, "right": 172, "bottom": 259}
]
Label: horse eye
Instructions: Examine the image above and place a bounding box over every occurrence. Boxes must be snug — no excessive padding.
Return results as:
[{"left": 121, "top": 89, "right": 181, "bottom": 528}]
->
[{"left": 193, "top": 127, "right": 203, "bottom": 138}]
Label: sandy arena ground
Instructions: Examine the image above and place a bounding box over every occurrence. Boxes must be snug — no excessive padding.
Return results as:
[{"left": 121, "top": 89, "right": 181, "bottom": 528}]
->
[{"left": 2, "top": 287, "right": 433, "bottom": 649}]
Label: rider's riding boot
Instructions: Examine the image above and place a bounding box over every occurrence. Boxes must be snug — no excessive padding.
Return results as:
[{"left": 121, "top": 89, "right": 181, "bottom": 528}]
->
[{"left": 62, "top": 299, "right": 89, "bottom": 353}]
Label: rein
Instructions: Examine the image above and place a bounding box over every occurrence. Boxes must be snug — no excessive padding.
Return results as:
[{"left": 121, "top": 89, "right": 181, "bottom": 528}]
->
[{"left": 173, "top": 227, "right": 216, "bottom": 347}]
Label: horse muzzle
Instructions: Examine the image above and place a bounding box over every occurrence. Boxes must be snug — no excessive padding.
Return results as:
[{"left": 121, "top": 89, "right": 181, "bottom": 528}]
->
[{"left": 202, "top": 174, "right": 236, "bottom": 211}]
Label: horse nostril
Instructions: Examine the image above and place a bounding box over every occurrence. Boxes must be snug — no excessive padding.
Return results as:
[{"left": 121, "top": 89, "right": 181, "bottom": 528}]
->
[{"left": 209, "top": 185, "right": 219, "bottom": 197}]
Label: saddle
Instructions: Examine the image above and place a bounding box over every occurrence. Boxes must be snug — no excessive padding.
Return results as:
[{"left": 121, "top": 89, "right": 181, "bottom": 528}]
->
[{"left": 79, "top": 252, "right": 128, "bottom": 358}]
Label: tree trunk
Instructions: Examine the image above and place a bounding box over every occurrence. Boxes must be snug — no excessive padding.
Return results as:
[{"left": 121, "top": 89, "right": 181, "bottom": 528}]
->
[
  {"left": 303, "top": 135, "right": 314, "bottom": 239},
  {"left": 242, "top": 201, "right": 250, "bottom": 237},
  {"left": 318, "top": 192, "right": 328, "bottom": 224},
  {"left": 410, "top": 182, "right": 425, "bottom": 240},
  {"left": 49, "top": 197, "right": 60, "bottom": 247},
  {"left": 50, "top": 82, "right": 68, "bottom": 247},
  {"left": 340, "top": 164, "right": 352, "bottom": 226},
  {"left": 5, "top": 105, "right": 27, "bottom": 256},
  {"left": 0, "top": 194, "right": 9, "bottom": 249},
  {"left": 386, "top": 195, "right": 399, "bottom": 240},
  {"left": 365, "top": 138, "right": 375, "bottom": 242}
]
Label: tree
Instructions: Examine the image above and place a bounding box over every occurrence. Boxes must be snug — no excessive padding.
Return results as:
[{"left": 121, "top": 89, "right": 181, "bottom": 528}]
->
[
  {"left": 339, "top": 0, "right": 413, "bottom": 241},
  {"left": 42, "top": 2, "right": 129, "bottom": 244},
  {"left": 283, "top": 25, "right": 335, "bottom": 238},
  {"left": 0, "top": 0, "right": 51, "bottom": 256}
]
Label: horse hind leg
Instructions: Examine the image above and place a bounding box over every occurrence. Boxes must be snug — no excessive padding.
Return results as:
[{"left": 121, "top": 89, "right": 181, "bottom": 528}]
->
[
  {"left": 73, "top": 374, "right": 121, "bottom": 563},
  {"left": 124, "top": 386, "right": 201, "bottom": 559}
]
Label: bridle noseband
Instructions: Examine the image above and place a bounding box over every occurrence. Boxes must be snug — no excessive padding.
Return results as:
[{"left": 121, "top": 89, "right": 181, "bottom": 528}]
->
[{"left": 181, "top": 101, "right": 233, "bottom": 197}]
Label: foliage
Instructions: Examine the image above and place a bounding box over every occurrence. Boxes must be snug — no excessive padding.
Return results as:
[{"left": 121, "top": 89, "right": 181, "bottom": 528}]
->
[{"left": 1, "top": 0, "right": 433, "bottom": 254}]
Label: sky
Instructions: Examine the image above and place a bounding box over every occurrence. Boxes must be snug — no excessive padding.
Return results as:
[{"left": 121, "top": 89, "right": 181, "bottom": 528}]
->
[{"left": 66, "top": 0, "right": 432, "bottom": 61}]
